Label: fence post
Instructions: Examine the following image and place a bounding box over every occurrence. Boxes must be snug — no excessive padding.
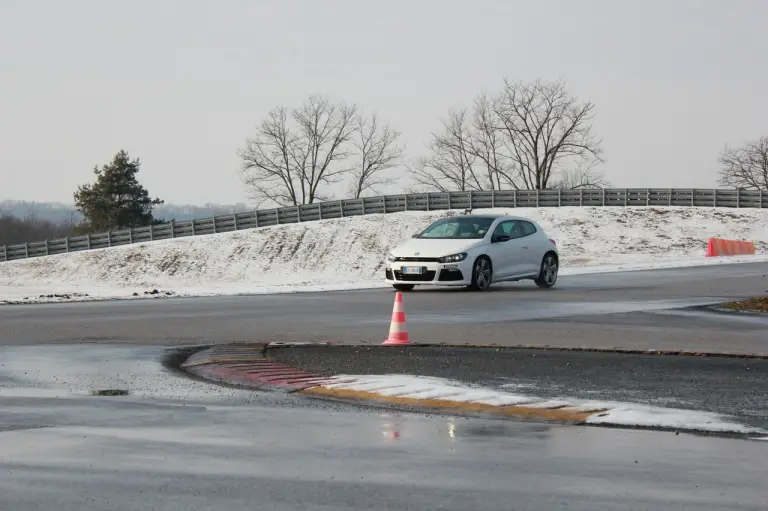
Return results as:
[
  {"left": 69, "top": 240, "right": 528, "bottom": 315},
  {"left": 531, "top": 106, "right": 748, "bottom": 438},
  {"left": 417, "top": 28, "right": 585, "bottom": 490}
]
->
[
  {"left": 233, "top": 214, "right": 238, "bottom": 230},
  {"left": 87, "top": 234, "right": 92, "bottom": 249},
  {"left": 536, "top": 189, "right": 540, "bottom": 208},
  {"left": 624, "top": 189, "right": 628, "bottom": 207},
  {"left": 65, "top": 237, "right": 69, "bottom": 252},
  {"left": 319, "top": 203, "right": 323, "bottom": 220},
  {"left": 513, "top": 189, "right": 517, "bottom": 208},
  {"left": 404, "top": 194, "right": 409, "bottom": 212},
  {"left": 713, "top": 189, "right": 717, "bottom": 207},
  {"left": 297, "top": 206, "right": 302, "bottom": 223},
  {"left": 361, "top": 199, "right": 366, "bottom": 215},
  {"left": 107, "top": 231, "right": 112, "bottom": 247},
  {"left": 339, "top": 200, "right": 344, "bottom": 218},
  {"left": 170, "top": 220, "right": 176, "bottom": 238},
  {"left": 668, "top": 189, "right": 672, "bottom": 206},
  {"left": 736, "top": 188, "right": 740, "bottom": 208},
  {"left": 150, "top": 224, "right": 154, "bottom": 241},
  {"left": 212, "top": 217, "right": 217, "bottom": 233},
  {"left": 45, "top": 240, "right": 49, "bottom": 255},
  {"left": 580, "top": 188, "right": 584, "bottom": 206},
  {"left": 691, "top": 189, "right": 694, "bottom": 206},
  {"left": 645, "top": 189, "right": 649, "bottom": 206},
  {"left": 129, "top": 228, "right": 134, "bottom": 244},
  {"left": 761, "top": 189, "right": 764, "bottom": 208},
  {"left": 491, "top": 190, "right": 495, "bottom": 208},
  {"left": 254, "top": 211, "right": 260, "bottom": 227},
  {"left": 426, "top": 193, "right": 431, "bottom": 211},
  {"left": 469, "top": 191, "right": 473, "bottom": 210},
  {"left": 558, "top": 189, "right": 562, "bottom": 207},
  {"left": 25, "top": 243, "right": 29, "bottom": 258},
  {"left": 191, "top": 220, "right": 196, "bottom": 235},
  {"left": 1, "top": 245, "right": 5, "bottom": 261},
  {"left": 275, "top": 208, "right": 280, "bottom": 225}
]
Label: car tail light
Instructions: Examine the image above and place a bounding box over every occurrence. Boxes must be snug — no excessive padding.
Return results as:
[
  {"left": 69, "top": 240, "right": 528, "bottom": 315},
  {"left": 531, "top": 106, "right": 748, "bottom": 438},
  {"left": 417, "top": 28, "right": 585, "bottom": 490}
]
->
[{"left": 549, "top": 238, "right": 557, "bottom": 246}]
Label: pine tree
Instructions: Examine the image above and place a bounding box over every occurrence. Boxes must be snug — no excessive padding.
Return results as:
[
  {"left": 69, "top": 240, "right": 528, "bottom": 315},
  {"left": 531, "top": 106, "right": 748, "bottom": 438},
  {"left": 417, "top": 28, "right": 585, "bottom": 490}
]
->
[{"left": 73, "top": 150, "right": 164, "bottom": 231}]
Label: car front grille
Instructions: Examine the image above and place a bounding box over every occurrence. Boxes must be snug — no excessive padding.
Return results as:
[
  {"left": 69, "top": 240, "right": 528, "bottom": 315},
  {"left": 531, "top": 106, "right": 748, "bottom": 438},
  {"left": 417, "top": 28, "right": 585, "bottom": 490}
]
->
[{"left": 394, "top": 270, "right": 437, "bottom": 282}]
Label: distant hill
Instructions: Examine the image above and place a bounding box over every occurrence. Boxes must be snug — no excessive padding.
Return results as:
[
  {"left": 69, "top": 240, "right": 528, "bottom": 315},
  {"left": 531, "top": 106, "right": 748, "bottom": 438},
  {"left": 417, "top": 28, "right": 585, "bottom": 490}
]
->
[{"left": 0, "top": 200, "right": 251, "bottom": 224}]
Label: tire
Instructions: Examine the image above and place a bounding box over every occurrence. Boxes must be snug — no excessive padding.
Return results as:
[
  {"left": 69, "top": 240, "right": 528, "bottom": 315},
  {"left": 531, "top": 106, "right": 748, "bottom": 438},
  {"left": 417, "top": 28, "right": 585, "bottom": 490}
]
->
[
  {"left": 468, "top": 256, "right": 493, "bottom": 291},
  {"left": 393, "top": 284, "right": 415, "bottom": 291},
  {"left": 534, "top": 253, "right": 558, "bottom": 289}
]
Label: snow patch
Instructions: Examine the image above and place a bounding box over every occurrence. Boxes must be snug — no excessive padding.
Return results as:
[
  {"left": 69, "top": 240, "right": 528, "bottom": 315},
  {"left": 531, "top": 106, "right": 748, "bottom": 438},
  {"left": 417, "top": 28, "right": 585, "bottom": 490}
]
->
[
  {"left": 312, "top": 374, "right": 766, "bottom": 435},
  {"left": 1, "top": 206, "right": 767, "bottom": 303}
]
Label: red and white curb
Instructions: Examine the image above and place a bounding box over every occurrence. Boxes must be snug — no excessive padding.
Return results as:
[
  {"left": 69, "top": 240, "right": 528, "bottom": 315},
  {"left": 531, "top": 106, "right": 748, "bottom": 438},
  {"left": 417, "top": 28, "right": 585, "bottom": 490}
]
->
[
  {"left": 181, "top": 343, "right": 339, "bottom": 391},
  {"left": 179, "top": 344, "right": 768, "bottom": 438}
]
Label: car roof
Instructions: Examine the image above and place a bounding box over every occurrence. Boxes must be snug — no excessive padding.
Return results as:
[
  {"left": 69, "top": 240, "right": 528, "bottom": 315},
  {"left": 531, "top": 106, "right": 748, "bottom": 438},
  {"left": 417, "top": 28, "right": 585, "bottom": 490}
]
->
[{"left": 448, "top": 214, "right": 535, "bottom": 222}]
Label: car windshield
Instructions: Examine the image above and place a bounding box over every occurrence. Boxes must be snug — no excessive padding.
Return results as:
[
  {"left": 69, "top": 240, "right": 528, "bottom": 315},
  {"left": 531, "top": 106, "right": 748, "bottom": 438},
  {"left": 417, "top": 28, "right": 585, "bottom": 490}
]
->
[{"left": 417, "top": 217, "right": 495, "bottom": 239}]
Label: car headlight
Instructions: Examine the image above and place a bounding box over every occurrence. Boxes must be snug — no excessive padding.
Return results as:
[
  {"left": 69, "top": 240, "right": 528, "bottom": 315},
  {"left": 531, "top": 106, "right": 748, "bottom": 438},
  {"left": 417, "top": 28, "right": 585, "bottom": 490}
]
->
[
  {"left": 386, "top": 253, "right": 396, "bottom": 263},
  {"left": 439, "top": 253, "right": 467, "bottom": 264}
]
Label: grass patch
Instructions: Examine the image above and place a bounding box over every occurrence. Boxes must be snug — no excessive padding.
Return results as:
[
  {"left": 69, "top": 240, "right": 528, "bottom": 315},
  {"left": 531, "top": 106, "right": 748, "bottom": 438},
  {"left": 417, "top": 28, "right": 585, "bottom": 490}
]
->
[{"left": 721, "top": 297, "right": 768, "bottom": 313}]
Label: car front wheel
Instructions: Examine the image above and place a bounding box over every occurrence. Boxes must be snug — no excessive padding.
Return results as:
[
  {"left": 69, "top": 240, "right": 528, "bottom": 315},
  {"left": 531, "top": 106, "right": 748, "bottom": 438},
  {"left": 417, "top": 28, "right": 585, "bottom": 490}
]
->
[
  {"left": 468, "top": 256, "right": 493, "bottom": 291},
  {"left": 534, "top": 253, "right": 558, "bottom": 289}
]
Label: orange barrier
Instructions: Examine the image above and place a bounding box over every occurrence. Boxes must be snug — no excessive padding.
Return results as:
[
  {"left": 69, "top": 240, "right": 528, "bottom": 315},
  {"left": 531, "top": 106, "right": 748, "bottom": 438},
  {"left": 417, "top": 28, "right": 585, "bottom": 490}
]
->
[
  {"left": 706, "top": 237, "right": 756, "bottom": 257},
  {"left": 382, "top": 292, "right": 412, "bottom": 345}
]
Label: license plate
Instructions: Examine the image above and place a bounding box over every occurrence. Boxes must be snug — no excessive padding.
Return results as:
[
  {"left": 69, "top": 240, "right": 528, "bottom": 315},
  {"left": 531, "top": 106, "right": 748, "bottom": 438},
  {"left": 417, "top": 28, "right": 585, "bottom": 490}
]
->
[{"left": 402, "top": 266, "right": 423, "bottom": 274}]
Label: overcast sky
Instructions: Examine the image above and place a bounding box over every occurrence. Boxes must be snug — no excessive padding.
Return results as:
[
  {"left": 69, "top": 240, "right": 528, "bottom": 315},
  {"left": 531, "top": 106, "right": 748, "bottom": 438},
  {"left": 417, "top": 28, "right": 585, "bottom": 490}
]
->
[{"left": 1, "top": 0, "right": 765, "bottom": 206}]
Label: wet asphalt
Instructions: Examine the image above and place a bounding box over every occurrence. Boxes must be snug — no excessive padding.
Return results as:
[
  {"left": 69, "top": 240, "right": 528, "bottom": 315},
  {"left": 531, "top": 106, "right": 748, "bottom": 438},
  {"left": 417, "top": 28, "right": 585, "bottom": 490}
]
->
[
  {"left": 267, "top": 345, "right": 768, "bottom": 431},
  {"left": 1, "top": 261, "right": 767, "bottom": 354},
  {"left": 1, "top": 345, "right": 767, "bottom": 511}
]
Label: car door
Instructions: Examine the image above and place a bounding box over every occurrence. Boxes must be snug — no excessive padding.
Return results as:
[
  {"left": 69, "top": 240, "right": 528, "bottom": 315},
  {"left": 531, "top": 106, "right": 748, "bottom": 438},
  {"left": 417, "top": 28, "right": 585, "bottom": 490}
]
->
[
  {"left": 486, "top": 220, "right": 526, "bottom": 279},
  {"left": 516, "top": 220, "right": 544, "bottom": 275}
]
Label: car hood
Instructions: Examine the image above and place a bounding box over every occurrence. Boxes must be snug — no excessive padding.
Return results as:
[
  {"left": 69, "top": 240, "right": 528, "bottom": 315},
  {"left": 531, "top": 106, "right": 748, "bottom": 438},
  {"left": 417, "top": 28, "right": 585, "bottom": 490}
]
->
[{"left": 391, "top": 238, "right": 484, "bottom": 258}]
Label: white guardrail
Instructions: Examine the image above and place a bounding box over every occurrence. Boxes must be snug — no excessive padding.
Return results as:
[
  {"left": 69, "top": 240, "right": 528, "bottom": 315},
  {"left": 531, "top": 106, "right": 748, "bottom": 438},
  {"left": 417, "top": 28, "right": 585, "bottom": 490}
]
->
[{"left": 1, "top": 188, "right": 765, "bottom": 262}]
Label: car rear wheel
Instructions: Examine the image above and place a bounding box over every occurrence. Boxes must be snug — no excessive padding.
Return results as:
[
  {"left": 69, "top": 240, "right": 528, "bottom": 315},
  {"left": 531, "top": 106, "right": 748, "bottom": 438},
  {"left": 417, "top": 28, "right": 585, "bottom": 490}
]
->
[
  {"left": 534, "top": 253, "right": 558, "bottom": 289},
  {"left": 468, "top": 256, "right": 493, "bottom": 291},
  {"left": 393, "top": 284, "right": 415, "bottom": 291}
]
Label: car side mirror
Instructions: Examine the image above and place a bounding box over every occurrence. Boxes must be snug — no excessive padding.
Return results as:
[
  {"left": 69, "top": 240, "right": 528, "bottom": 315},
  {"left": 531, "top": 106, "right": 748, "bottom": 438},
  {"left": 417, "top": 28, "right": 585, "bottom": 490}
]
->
[{"left": 492, "top": 234, "right": 511, "bottom": 243}]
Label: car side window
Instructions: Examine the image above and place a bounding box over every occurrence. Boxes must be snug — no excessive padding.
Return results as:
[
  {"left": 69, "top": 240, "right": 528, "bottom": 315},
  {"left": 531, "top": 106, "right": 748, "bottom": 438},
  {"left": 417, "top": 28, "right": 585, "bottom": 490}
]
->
[
  {"left": 520, "top": 221, "right": 537, "bottom": 236},
  {"left": 493, "top": 221, "right": 516, "bottom": 237},
  {"left": 493, "top": 220, "right": 534, "bottom": 240}
]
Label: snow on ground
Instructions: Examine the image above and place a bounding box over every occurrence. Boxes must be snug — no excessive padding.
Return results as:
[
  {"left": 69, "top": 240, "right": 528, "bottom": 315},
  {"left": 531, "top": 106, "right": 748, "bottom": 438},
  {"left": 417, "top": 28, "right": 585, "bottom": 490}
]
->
[
  {"left": 311, "top": 373, "right": 768, "bottom": 436},
  {"left": 1, "top": 206, "right": 767, "bottom": 303}
]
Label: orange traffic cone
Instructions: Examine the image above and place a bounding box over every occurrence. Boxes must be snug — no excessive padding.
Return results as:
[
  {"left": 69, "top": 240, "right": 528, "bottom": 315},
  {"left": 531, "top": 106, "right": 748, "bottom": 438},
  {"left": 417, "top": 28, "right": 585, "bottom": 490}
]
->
[{"left": 382, "top": 292, "right": 411, "bottom": 345}]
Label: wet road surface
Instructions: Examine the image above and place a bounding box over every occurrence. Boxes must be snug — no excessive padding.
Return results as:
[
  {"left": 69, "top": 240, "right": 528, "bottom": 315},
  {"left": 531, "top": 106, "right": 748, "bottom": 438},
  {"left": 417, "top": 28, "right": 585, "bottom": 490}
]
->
[
  {"left": 1, "top": 345, "right": 767, "bottom": 511},
  {"left": 1, "top": 262, "right": 767, "bottom": 354}
]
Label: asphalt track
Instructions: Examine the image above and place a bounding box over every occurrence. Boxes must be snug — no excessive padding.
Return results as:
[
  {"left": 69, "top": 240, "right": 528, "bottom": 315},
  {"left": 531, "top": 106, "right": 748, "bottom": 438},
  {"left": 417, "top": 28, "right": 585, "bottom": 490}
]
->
[
  {"left": 1, "top": 261, "right": 766, "bottom": 354},
  {"left": 1, "top": 345, "right": 767, "bottom": 511}
]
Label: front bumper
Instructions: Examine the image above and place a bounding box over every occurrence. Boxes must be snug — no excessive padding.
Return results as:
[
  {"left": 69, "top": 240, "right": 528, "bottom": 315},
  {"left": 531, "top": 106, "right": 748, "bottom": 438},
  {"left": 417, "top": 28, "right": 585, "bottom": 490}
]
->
[{"left": 384, "top": 259, "right": 473, "bottom": 286}]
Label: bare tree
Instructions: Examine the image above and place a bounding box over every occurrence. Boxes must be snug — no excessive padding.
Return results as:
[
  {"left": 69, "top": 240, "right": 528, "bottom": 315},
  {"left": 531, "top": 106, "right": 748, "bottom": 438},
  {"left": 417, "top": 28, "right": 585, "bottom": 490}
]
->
[
  {"left": 550, "top": 165, "right": 610, "bottom": 189},
  {"left": 238, "top": 95, "right": 357, "bottom": 207},
  {"left": 410, "top": 78, "right": 605, "bottom": 193},
  {"left": 349, "top": 113, "right": 404, "bottom": 198},
  {"left": 718, "top": 136, "right": 768, "bottom": 191},
  {"left": 410, "top": 108, "right": 487, "bottom": 192},
  {"left": 493, "top": 78, "right": 603, "bottom": 190},
  {"left": 468, "top": 92, "right": 509, "bottom": 190}
]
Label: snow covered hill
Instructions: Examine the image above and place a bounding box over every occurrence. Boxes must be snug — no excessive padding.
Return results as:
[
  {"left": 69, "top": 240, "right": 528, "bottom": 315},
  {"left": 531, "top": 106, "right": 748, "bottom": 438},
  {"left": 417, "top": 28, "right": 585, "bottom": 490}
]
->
[{"left": 1, "top": 206, "right": 767, "bottom": 304}]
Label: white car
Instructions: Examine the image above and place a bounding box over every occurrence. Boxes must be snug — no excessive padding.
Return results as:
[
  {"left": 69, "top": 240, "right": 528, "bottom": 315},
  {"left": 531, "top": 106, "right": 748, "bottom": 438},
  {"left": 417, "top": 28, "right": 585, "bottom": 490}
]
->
[{"left": 384, "top": 214, "right": 559, "bottom": 291}]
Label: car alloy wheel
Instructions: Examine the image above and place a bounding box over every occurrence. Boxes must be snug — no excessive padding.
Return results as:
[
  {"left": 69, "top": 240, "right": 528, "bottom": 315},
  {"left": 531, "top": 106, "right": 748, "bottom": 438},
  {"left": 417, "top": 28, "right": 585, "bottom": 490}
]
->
[
  {"left": 535, "top": 254, "right": 558, "bottom": 288},
  {"left": 472, "top": 257, "right": 492, "bottom": 290}
]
